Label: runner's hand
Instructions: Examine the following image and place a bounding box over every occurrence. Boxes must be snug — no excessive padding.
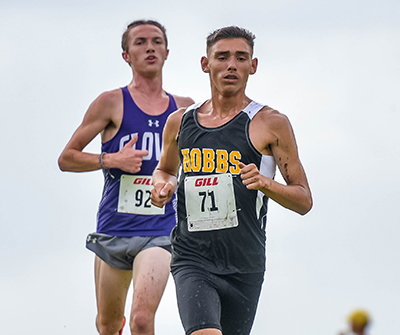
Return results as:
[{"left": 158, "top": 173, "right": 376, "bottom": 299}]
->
[
  {"left": 239, "top": 162, "right": 272, "bottom": 191},
  {"left": 151, "top": 182, "right": 175, "bottom": 208},
  {"left": 107, "top": 134, "right": 148, "bottom": 173}
]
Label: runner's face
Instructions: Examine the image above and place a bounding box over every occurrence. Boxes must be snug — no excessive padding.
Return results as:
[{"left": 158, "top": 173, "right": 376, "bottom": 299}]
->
[
  {"left": 123, "top": 24, "right": 169, "bottom": 76},
  {"left": 202, "top": 38, "right": 257, "bottom": 97}
]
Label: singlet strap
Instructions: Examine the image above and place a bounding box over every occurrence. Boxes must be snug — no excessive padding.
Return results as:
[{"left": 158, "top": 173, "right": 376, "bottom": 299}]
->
[
  {"left": 242, "top": 101, "right": 265, "bottom": 120},
  {"left": 184, "top": 101, "right": 204, "bottom": 115},
  {"left": 184, "top": 100, "right": 264, "bottom": 119}
]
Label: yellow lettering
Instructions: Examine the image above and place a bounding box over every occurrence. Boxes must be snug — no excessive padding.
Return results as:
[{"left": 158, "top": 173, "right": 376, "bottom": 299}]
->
[
  {"left": 216, "top": 150, "right": 228, "bottom": 173},
  {"left": 181, "top": 149, "right": 191, "bottom": 172},
  {"left": 229, "top": 151, "right": 241, "bottom": 174},
  {"left": 190, "top": 148, "right": 201, "bottom": 172},
  {"left": 182, "top": 148, "right": 241, "bottom": 174},
  {"left": 202, "top": 149, "right": 215, "bottom": 172}
]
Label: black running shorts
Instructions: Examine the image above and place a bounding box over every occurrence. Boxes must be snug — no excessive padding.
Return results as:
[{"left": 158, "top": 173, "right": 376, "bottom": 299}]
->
[{"left": 171, "top": 265, "right": 264, "bottom": 335}]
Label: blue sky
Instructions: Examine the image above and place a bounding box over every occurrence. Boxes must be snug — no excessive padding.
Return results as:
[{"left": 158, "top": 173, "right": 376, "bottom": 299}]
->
[{"left": 1, "top": 0, "right": 399, "bottom": 334}]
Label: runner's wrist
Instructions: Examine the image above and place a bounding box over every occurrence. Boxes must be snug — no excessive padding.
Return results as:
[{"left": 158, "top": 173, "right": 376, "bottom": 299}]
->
[
  {"left": 99, "top": 152, "right": 107, "bottom": 169},
  {"left": 99, "top": 152, "right": 114, "bottom": 170},
  {"left": 99, "top": 152, "right": 116, "bottom": 178}
]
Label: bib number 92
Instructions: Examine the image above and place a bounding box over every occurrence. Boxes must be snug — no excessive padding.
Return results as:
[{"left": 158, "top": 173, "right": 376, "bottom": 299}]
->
[{"left": 118, "top": 175, "right": 165, "bottom": 215}]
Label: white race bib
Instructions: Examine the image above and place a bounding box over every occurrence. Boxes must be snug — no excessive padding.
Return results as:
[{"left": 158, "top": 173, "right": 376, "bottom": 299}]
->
[
  {"left": 185, "top": 173, "right": 238, "bottom": 232},
  {"left": 118, "top": 175, "right": 165, "bottom": 215}
]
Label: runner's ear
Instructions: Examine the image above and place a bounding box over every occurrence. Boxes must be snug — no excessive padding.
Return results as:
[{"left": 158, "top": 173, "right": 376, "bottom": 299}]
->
[
  {"left": 122, "top": 51, "right": 130, "bottom": 64},
  {"left": 250, "top": 58, "right": 258, "bottom": 75},
  {"left": 201, "top": 56, "right": 210, "bottom": 73}
]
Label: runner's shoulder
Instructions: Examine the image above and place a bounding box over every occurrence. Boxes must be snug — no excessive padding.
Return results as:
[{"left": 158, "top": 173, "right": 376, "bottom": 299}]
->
[
  {"left": 255, "top": 105, "right": 291, "bottom": 131},
  {"left": 172, "top": 94, "right": 195, "bottom": 109},
  {"left": 168, "top": 106, "right": 187, "bottom": 124},
  {"left": 95, "top": 88, "right": 123, "bottom": 108}
]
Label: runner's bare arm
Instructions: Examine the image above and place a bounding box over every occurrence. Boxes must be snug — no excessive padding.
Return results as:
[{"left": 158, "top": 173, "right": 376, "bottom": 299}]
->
[
  {"left": 58, "top": 91, "right": 119, "bottom": 172},
  {"left": 242, "top": 110, "right": 312, "bottom": 215},
  {"left": 58, "top": 90, "right": 148, "bottom": 174},
  {"left": 151, "top": 108, "right": 185, "bottom": 208}
]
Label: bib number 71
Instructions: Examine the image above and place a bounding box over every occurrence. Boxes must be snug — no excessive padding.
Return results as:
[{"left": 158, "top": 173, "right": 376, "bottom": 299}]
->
[
  {"left": 198, "top": 191, "right": 218, "bottom": 212},
  {"left": 184, "top": 174, "right": 238, "bottom": 232}
]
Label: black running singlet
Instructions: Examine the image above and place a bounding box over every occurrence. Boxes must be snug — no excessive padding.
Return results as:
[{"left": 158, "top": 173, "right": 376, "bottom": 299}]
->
[{"left": 171, "top": 101, "right": 276, "bottom": 274}]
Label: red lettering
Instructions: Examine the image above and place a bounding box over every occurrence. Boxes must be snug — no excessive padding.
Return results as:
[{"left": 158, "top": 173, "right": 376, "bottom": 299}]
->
[
  {"left": 134, "top": 178, "right": 143, "bottom": 184},
  {"left": 194, "top": 177, "right": 219, "bottom": 187},
  {"left": 133, "top": 177, "right": 153, "bottom": 185},
  {"left": 195, "top": 178, "right": 203, "bottom": 187}
]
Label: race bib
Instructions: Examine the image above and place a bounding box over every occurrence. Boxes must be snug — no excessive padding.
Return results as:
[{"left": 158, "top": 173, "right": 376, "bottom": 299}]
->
[
  {"left": 185, "top": 173, "right": 238, "bottom": 232},
  {"left": 118, "top": 175, "right": 165, "bottom": 215}
]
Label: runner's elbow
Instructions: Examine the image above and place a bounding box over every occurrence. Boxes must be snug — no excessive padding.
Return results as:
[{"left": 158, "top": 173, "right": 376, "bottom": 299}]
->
[
  {"left": 58, "top": 155, "right": 67, "bottom": 171},
  {"left": 58, "top": 153, "right": 71, "bottom": 172},
  {"left": 298, "top": 197, "right": 313, "bottom": 215}
]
